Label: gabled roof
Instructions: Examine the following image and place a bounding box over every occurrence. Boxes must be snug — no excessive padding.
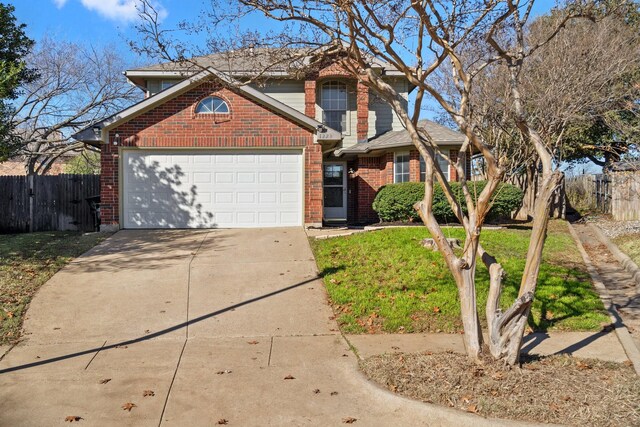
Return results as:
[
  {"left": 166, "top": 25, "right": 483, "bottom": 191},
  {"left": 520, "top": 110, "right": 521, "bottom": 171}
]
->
[
  {"left": 73, "top": 67, "right": 342, "bottom": 144},
  {"left": 336, "top": 119, "right": 466, "bottom": 155},
  {"left": 124, "top": 46, "right": 405, "bottom": 85}
]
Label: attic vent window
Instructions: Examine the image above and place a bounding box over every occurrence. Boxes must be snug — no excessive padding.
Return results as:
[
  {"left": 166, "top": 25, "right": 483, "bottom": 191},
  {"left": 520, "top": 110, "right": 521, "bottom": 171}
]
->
[{"left": 195, "top": 96, "right": 229, "bottom": 114}]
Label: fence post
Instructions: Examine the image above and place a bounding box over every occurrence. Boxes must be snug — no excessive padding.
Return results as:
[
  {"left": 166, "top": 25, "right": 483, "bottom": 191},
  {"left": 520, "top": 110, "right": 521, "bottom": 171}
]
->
[{"left": 28, "top": 174, "right": 34, "bottom": 233}]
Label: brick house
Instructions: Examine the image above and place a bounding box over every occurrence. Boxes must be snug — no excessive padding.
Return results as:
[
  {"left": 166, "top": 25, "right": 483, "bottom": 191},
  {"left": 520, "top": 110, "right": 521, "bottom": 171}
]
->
[{"left": 74, "top": 51, "right": 466, "bottom": 230}]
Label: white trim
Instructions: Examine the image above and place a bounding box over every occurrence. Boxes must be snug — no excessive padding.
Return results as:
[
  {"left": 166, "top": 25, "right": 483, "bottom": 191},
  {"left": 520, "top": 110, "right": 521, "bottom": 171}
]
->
[
  {"left": 323, "top": 161, "right": 348, "bottom": 221},
  {"left": 320, "top": 80, "right": 351, "bottom": 136}
]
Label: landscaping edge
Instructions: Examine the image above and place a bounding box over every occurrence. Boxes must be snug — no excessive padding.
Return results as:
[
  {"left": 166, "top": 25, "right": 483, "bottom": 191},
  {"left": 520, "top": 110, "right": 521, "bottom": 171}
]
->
[
  {"left": 567, "top": 222, "right": 640, "bottom": 375},
  {"left": 587, "top": 223, "right": 640, "bottom": 292},
  {"left": 340, "top": 334, "right": 557, "bottom": 427}
]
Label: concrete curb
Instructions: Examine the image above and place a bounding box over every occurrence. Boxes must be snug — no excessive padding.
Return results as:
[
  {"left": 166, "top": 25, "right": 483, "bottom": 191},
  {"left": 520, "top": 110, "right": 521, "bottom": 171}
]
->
[
  {"left": 309, "top": 224, "right": 503, "bottom": 239},
  {"left": 567, "top": 222, "right": 640, "bottom": 375},
  {"left": 587, "top": 223, "right": 640, "bottom": 293}
]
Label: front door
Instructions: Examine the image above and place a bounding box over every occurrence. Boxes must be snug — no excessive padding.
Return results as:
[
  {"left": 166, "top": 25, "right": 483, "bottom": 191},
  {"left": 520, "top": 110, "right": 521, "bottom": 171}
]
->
[{"left": 323, "top": 163, "right": 347, "bottom": 221}]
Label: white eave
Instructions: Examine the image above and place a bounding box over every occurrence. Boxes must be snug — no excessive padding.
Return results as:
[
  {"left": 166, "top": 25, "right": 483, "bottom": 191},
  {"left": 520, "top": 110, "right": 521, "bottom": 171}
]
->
[{"left": 73, "top": 67, "right": 342, "bottom": 144}]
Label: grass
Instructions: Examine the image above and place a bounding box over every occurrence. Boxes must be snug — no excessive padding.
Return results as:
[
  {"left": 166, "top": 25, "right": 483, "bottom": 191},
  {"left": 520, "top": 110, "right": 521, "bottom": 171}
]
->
[
  {"left": 0, "top": 231, "right": 107, "bottom": 345},
  {"left": 310, "top": 220, "right": 610, "bottom": 334},
  {"left": 613, "top": 233, "right": 640, "bottom": 267}
]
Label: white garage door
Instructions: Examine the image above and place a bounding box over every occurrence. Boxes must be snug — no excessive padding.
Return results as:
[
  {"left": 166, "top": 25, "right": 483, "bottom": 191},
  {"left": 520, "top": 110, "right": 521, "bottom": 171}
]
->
[{"left": 122, "top": 150, "right": 303, "bottom": 228}]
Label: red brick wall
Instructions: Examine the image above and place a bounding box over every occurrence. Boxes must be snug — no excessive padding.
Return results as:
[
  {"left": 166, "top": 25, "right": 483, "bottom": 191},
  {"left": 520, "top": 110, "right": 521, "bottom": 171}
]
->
[
  {"left": 449, "top": 149, "right": 458, "bottom": 182},
  {"left": 353, "top": 156, "right": 383, "bottom": 223},
  {"left": 356, "top": 81, "right": 369, "bottom": 143},
  {"left": 304, "top": 80, "right": 316, "bottom": 118},
  {"left": 100, "top": 81, "right": 322, "bottom": 227}
]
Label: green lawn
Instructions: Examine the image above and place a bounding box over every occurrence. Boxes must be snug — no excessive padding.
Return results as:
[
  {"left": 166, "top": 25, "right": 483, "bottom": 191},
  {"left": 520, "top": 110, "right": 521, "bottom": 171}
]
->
[
  {"left": 310, "top": 221, "right": 609, "bottom": 334},
  {"left": 613, "top": 233, "right": 640, "bottom": 267},
  {"left": 0, "top": 232, "right": 107, "bottom": 345}
]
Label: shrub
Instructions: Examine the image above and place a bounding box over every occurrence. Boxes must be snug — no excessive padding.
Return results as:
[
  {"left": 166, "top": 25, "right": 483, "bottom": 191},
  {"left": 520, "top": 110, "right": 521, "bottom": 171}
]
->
[{"left": 372, "top": 181, "right": 523, "bottom": 223}]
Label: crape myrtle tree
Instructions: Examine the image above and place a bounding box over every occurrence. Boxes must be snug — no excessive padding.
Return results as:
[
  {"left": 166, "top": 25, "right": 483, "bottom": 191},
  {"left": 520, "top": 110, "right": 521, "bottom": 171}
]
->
[{"left": 135, "top": 0, "right": 615, "bottom": 364}]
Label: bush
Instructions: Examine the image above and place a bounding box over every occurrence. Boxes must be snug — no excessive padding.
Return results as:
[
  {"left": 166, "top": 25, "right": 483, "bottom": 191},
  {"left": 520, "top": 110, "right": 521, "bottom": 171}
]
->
[{"left": 372, "top": 181, "right": 523, "bottom": 223}]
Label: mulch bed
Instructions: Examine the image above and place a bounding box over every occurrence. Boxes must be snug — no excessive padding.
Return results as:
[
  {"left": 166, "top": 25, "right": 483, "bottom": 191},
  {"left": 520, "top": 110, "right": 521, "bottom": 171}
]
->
[{"left": 361, "top": 351, "right": 640, "bottom": 426}]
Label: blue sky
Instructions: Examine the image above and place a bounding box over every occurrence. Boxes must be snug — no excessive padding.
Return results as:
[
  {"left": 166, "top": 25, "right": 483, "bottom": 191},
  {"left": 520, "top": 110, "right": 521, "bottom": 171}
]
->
[
  {"left": 13, "top": 0, "right": 206, "bottom": 65},
  {"left": 14, "top": 0, "right": 556, "bottom": 67}
]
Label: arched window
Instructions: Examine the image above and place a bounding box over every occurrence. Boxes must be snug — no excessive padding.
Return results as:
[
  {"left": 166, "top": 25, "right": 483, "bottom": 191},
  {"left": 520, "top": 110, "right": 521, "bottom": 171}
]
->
[
  {"left": 195, "top": 96, "right": 230, "bottom": 114},
  {"left": 321, "top": 81, "right": 348, "bottom": 133}
]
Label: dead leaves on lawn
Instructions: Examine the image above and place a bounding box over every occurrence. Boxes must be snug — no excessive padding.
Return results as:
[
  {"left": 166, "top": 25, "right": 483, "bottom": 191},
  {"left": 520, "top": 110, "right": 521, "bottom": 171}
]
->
[{"left": 576, "top": 360, "right": 592, "bottom": 370}]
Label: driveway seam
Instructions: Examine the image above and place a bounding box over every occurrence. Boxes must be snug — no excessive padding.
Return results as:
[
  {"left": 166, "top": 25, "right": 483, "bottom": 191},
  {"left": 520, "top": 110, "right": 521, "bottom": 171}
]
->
[
  {"left": 268, "top": 336, "right": 274, "bottom": 366},
  {"left": 187, "top": 231, "right": 210, "bottom": 338},
  {"left": 158, "top": 231, "right": 209, "bottom": 426},
  {"left": 157, "top": 339, "right": 188, "bottom": 427}
]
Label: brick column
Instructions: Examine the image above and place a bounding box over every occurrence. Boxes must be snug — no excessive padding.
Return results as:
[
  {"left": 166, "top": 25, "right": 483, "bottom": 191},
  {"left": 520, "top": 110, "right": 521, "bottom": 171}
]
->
[
  {"left": 356, "top": 156, "right": 383, "bottom": 223},
  {"left": 305, "top": 144, "right": 323, "bottom": 226},
  {"left": 304, "top": 80, "right": 316, "bottom": 119},
  {"left": 356, "top": 81, "right": 369, "bottom": 143},
  {"left": 100, "top": 142, "right": 119, "bottom": 230},
  {"left": 410, "top": 150, "right": 420, "bottom": 182},
  {"left": 449, "top": 149, "right": 458, "bottom": 181}
]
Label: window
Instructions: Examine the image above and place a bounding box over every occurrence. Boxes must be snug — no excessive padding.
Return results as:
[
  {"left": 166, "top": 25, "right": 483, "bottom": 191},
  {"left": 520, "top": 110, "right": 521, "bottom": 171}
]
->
[
  {"left": 394, "top": 152, "right": 410, "bottom": 183},
  {"left": 321, "top": 81, "right": 348, "bottom": 133},
  {"left": 160, "top": 80, "right": 176, "bottom": 91},
  {"left": 420, "top": 152, "right": 450, "bottom": 182},
  {"left": 195, "top": 96, "right": 230, "bottom": 114}
]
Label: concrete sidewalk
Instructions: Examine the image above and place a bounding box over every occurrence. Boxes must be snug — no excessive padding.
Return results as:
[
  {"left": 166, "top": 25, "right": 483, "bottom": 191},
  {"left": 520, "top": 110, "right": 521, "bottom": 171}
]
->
[{"left": 0, "top": 228, "right": 534, "bottom": 427}]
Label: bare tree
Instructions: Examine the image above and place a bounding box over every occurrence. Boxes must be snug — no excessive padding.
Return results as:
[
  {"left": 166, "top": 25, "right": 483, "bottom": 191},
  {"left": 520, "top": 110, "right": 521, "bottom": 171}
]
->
[
  {"left": 473, "top": 5, "right": 640, "bottom": 217},
  {"left": 135, "top": 0, "right": 619, "bottom": 364},
  {"left": 9, "top": 36, "right": 139, "bottom": 175}
]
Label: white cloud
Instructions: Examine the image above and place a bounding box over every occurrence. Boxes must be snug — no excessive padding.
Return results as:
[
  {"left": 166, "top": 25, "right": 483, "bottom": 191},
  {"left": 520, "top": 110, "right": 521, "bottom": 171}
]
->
[
  {"left": 79, "top": 0, "right": 167, "bottom": 23},
  {"left": 53, "top": 0, "right": 69, "bottom": 7}
]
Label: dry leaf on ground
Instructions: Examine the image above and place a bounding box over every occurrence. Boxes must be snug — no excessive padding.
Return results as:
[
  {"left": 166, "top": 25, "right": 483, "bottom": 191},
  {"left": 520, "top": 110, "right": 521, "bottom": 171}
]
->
[
  {"left": 64, "top": 415, "right": 83, "bottom": 422},
  {"left": 143, "top": 390, "right": 155, "bottom": 397},
  {"left": 121, "top": 403, "right": 136, "bottom": 412},
  {"left": 342, "top": 417, "right": 357, "bottom": 423}
]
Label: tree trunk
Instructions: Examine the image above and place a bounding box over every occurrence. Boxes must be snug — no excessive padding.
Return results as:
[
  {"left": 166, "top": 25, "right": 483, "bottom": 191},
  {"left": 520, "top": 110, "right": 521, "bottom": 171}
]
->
[
  {"left": 514, "top": 161, "right": 537, "bottom": 220},
  {"left": 454, "top": 264, "right": 483, "bottom": 359},
  {"left": 486, "top": 171, "right": 564, "bottom": 364},
  {"left": 415, "top": 198, "right": 483, "bottom": 360}
]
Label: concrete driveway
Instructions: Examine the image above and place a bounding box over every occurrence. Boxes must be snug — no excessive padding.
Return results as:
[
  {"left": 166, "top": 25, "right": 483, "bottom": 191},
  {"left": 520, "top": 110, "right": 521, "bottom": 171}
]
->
[{"left": 0, "top": 228, "right": 514, "bottom": 426}]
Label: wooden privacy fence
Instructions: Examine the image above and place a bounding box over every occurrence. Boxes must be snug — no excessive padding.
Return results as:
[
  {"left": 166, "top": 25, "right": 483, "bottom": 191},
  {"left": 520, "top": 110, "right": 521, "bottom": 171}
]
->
[
  {"left": 0, "top": 174, "right": 100, "bottom": 233},
  {"left": 609, "top": 163, "right": 640, "bottom": 221},
  {"left": 566, "top": 165, "right": 640, "bottom": 220}
]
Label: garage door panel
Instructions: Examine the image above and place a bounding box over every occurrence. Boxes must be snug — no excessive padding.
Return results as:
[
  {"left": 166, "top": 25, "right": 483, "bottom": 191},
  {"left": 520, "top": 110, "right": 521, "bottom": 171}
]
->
[{"left": 123, "top": 151, "right": 303, "bottom": 229}]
